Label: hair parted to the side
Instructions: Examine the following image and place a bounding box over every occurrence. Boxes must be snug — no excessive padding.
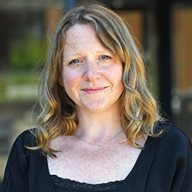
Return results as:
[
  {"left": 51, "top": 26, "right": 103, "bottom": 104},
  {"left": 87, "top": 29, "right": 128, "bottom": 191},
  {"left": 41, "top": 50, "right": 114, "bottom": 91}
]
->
[{"left": 32, "top": 4, "right": 162, "bottom": 157}]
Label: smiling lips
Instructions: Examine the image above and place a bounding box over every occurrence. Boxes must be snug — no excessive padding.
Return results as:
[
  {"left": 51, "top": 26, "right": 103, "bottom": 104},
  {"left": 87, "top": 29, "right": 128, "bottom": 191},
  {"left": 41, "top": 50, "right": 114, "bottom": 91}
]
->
[{"left": 82, "top": 87, "right": 108, "bottom": 94}]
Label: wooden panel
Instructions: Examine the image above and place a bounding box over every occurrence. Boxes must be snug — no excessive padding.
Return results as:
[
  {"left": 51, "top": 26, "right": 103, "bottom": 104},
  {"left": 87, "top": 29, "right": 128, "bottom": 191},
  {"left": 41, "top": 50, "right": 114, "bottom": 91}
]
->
[
  {"left": 116, "top": 11, "right": 143, "bottom": 44},
  {"left": 173, "top": 7, "right": 192, "bottom": 91}
]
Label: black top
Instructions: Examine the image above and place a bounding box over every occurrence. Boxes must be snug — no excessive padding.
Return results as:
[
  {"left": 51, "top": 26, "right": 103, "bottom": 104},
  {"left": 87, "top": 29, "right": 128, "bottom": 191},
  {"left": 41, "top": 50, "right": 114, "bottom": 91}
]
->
[{"left": 1, "top": 122, "right": 192, "bottom": 192}]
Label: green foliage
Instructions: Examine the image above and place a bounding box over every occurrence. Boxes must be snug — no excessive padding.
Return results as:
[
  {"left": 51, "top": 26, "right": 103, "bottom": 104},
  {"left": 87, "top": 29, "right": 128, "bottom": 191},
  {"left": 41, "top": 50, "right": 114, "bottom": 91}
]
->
[
  {"left": 0, "top": 72, "right": 39, "bottom": 102},
  {"left": 10, "top": 36, "right": 47, "bottom": 70}
]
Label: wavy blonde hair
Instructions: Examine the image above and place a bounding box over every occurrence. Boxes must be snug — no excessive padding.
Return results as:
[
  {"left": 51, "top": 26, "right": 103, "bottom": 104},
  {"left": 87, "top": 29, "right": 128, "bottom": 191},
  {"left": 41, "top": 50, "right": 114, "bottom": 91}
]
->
[{"left": 32, "top": 4, "right": 161, "bottom": 157}]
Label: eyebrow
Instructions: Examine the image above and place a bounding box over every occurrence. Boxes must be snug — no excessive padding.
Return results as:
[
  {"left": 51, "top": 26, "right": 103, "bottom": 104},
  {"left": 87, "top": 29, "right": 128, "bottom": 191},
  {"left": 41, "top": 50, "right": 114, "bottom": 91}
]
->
[{"left": 63, "top": 47, "right": 113, "bottom": 59}]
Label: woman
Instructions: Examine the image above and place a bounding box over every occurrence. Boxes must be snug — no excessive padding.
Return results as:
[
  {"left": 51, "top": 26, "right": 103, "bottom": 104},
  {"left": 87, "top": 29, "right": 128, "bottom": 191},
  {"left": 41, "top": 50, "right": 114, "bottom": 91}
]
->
[{"left": 2, "top": 4, "right": 192, "bottom": 192}]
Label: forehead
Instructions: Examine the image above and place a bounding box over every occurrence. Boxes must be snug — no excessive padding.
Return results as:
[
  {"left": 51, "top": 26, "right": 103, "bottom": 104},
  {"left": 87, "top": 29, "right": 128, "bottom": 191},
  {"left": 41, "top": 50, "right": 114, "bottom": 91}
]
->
[
  {"left": 63, "top": 24, "right": 109, "bottom": 54},
  {"left": 65, "top": 24, "right": 97, "bottom": 43}
]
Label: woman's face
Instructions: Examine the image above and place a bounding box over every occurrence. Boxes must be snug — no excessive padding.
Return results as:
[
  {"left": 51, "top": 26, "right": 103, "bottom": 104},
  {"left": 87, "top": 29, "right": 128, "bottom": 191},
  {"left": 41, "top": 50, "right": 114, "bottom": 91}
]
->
[{"left": 61, "top": 24, "right": 124, "bottom": 113}]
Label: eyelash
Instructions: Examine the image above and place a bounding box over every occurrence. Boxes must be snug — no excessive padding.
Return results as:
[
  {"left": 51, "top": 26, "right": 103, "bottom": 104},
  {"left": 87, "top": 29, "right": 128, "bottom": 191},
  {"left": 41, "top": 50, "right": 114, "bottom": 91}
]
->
[
  {"left": 68, "top": 55, "right": 112, "bottom": 66},
  {"left": 99, "top": 55, "right": 111, "bottom": 60},
  {"left": 68, "top": 59, "right": 83, "bottom": 65}
]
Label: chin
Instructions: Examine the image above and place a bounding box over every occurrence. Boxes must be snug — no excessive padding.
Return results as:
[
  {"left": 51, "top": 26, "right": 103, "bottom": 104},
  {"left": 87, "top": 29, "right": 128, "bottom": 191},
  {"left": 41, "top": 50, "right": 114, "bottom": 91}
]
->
[{"left": 82, "top": 102, "right": 117, "bottom": 113}]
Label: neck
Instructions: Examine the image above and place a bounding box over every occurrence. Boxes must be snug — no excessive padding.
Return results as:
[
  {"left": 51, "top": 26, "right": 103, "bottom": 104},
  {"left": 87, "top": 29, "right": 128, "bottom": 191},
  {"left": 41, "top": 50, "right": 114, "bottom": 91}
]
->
[{"left": 75, "top": 107, "right": 123, "bottom": 143}]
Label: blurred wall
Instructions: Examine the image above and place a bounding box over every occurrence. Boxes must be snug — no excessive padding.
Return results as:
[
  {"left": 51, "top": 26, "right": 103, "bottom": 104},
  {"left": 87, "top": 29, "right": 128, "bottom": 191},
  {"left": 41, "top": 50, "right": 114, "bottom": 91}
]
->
[{"left": 0, "top": 0, "right": 63, "bottom": 185}]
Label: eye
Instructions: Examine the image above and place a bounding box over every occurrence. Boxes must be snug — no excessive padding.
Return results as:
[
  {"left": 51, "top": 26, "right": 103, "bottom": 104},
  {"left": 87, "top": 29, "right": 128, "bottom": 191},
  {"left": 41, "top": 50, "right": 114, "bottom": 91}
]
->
[
  {"left": 68, "top": 59, "right": 83, "bottom": 66},
  {"left": 100, "top": 55, "right": 111, "bottom": 60},
  {"left": 97, "top": 55, "right": 112, "bottom": 65}
]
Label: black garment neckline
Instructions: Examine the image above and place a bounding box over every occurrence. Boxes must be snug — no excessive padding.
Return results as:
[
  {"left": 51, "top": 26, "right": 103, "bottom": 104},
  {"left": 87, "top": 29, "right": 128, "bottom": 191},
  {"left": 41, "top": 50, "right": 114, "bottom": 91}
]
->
[{"left": 45, "top": 135, "right": 154, "bottom": 191}]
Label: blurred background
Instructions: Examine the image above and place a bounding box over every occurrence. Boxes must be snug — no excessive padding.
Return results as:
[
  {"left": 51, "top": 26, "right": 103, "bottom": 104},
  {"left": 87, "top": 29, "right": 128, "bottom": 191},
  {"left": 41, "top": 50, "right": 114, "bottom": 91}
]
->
[{"left": 0, "top": 0, "right": 192, "bottom": 189}]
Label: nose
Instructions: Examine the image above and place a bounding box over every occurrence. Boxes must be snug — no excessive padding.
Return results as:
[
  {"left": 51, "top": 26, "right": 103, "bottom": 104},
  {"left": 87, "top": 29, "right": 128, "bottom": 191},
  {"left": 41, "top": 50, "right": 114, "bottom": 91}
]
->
[{"left": 83, "top": 60, "right": 101, "bottom": 81}]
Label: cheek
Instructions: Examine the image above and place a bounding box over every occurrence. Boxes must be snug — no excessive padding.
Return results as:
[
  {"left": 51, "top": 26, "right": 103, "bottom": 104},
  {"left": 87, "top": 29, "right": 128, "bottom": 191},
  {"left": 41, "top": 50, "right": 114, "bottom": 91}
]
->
[
  {"left": 62, "top": 70, "right": 79, "bottom": 93},
  {"left": 63, "top": 77, "right": 73, "bottom": 92},
  {"left": 109, "top": 64, "right": 123, "bottom": 83},
  {"left": 112, "top": 65, "right": 124, "bottom": 92}
]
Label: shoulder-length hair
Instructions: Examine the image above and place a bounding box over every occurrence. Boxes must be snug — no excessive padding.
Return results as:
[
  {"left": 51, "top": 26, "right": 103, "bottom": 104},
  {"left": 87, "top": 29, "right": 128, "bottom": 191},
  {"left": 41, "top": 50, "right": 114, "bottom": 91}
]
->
[{"left": 32, "top": 4, "right": 161, "bottom": 157}]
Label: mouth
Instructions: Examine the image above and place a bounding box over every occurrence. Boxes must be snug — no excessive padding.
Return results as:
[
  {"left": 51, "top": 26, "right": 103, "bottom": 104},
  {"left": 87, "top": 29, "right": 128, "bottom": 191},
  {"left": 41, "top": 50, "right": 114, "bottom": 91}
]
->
[{"left": 81, "top": 86, "right": 108, "bottom": 94}]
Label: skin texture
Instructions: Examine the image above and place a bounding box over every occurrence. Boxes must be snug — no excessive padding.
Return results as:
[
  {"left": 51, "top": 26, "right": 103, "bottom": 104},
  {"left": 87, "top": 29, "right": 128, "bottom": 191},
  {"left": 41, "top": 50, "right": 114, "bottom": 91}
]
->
[
  {"left": 48, "top": 24, "right": 144, "bottom": 184},
  {"left": 61, "top": 24, "right": 124, "bottom": 114}
]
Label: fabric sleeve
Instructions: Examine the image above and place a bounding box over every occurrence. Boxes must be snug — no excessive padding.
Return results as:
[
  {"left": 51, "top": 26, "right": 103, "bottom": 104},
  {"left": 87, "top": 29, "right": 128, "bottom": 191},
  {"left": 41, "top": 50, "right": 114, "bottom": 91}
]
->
[
  {"left": 1, "top": 130, "right": 33, "bottom": 192},
  {"left": 144, "top": 123, "right": 192, "bottom": 192},
  {"left": 180, "top": 139, "right": 192, "bottom": 191},
  {"left": 170, "top": 135, "right": 192, "bottom": 192}
]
